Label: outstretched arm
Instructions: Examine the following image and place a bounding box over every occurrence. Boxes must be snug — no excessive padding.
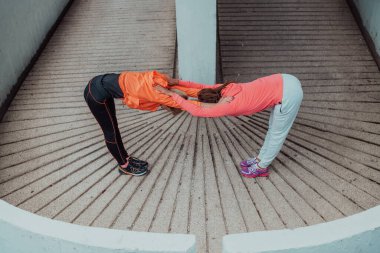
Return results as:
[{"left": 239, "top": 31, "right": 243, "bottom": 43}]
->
[
  {"left": 170, "top": 86, "right": 201, "bottom": 98},
  {"left": 155, "top": 86, "right": 235, "bottom": 118},
  {"left": 153, "top": 75, "right": 201, "bottom": 98},
  {"left": 150, "top": 91, "right": 200, "bottom": 109}
]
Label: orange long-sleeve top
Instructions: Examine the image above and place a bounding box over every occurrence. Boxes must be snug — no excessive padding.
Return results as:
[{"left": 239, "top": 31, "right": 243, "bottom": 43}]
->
[
  {"left": 118, "top": 70, "right": 200, "bottom": 111},
  {"left": 171, "top": 74, "right": 284, "bottom": 117}
]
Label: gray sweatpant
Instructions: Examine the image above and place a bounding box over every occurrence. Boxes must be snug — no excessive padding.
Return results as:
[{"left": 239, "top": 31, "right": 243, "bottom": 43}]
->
[{"left": 258, "top": 74, "right": 303, "bottom": 168}]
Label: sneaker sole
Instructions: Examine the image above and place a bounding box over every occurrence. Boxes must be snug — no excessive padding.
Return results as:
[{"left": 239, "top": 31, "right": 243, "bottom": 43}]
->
[{"left": 241, "top": 172, "right": 269, "bottom": 178}]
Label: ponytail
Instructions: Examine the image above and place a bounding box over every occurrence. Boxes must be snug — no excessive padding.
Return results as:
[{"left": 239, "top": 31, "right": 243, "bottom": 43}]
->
[{"left": 197, "top": 81, "right": 233, "bottom": 103}]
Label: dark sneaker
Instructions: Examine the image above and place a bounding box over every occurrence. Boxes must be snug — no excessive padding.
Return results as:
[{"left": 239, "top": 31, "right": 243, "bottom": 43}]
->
[
  {"left": 119, "top": 163, "right": 149, "bottom": 176},
  {"left": 127, "top": 156, "right": 148, "bottom": 167}
]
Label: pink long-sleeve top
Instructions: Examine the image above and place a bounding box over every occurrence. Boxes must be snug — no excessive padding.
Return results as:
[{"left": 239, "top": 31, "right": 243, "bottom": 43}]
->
[{"left": 171, "top": 74, "right": 284, "bottom": 117}]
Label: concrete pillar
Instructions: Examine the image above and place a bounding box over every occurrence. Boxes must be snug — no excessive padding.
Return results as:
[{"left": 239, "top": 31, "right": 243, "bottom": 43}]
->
[
  {"left": 175, "top": 0, "right": 217, "bottom": 84},
  {"left": 352, "top": 0, "right": 380, "bottom": 65}
]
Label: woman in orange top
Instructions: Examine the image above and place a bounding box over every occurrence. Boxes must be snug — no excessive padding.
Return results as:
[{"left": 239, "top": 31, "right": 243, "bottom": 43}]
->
[
  {"left": 83, "top": 70, "right": 197, "bottom": 176},
  {"left": 156, "top": 74, "right": 303, "bottom": 178}
]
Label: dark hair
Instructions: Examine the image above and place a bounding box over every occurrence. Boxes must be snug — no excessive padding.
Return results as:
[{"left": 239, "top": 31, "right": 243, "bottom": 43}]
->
[{"left": 197, "top": 82, "right": 232, "bottom": 103}]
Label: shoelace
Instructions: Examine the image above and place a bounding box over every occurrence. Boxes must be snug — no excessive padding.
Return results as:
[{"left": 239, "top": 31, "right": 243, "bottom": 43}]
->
[
  {"left": 248, "top": 164, "right": 265, "bottom": 174},
  {"left": 128, "top": 156, "right": 147, "bottom": 165},
  {"left": 247, "top": 158, "right": 257, "bottom": 165}
]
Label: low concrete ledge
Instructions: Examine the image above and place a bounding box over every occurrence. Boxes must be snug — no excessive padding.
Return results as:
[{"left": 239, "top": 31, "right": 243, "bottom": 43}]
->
[
  {"left": 223, "top": 205, "right": 380, "bottom": 253},
  {"left": 0, "top": 200, "right": 196, "bottom": 253}
]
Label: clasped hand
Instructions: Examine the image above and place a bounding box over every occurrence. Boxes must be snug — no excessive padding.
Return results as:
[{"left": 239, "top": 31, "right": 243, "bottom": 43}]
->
[{"left": 155, "top": 85, "right": 234, "bottom": 104}]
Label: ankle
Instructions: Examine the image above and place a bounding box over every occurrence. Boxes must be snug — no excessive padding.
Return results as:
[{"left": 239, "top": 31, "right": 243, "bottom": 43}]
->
[
  {"left": 256, "top": 157, "right": 266, "bottom": 168},
  {"left": 120, "top": 161, "right": 129, "bottom": 168},
  {"left": 257, "top": 162, "right": 266, "bottom": 170}
]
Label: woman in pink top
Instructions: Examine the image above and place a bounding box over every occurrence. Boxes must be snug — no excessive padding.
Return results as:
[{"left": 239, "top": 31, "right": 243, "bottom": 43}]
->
[{"left": 156, "top": 74, "right": 303, "bottom": 178}]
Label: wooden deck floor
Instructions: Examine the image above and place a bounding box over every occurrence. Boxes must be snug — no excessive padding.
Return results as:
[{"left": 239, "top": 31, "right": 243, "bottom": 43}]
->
[{"left": 1, "top": 0, "right": 379, "bottom": 252}]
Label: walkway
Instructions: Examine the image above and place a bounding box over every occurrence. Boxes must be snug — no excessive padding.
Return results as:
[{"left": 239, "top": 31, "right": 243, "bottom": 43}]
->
[{"left": 0, "top": 0, "right": 379, "bottom": 252}]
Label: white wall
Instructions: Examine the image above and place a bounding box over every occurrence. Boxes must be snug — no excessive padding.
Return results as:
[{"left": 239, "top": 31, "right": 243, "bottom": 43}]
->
[
  {"left": 175, "top": 0, "right": 217, "bottom": 85},
  {"left": 0, "top": 0, "right": 70, "bottom": 108},
  {"left": 353, "top": 0, "right": 380, "bottom": 57}
]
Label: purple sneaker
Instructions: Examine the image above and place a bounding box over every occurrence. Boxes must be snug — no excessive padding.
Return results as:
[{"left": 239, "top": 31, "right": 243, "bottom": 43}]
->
[
  {"left": 240, "top": 157, "right": 258, "bottom": 167},
  {"left": 240, "top": 163, "right": 269, "bottom": 178}
]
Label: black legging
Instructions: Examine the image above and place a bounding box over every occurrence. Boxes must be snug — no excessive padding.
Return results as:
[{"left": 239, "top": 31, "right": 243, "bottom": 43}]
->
[{"left": 83, "top": 74, "right": 128, "bottom": 165}]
